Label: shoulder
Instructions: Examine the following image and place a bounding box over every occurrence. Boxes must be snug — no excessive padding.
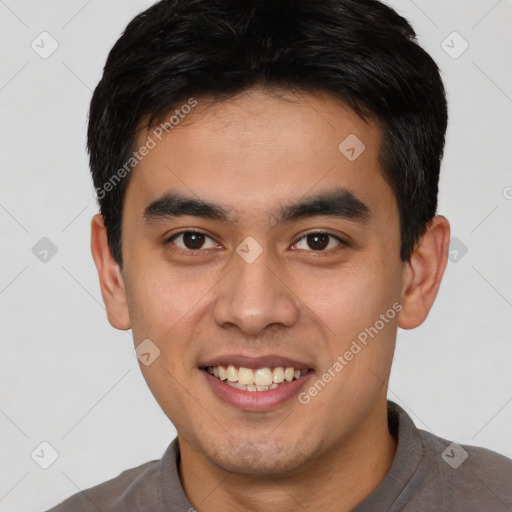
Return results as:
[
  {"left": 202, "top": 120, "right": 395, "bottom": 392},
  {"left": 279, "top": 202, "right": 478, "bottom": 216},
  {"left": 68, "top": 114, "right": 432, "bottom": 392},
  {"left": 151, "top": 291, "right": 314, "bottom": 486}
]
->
[
  {"left": 44, "top": 458, "right": 162, "bottom": 512},
  {"left": 419, "top": 428, "right": 512, "bottom": 510},
  {"left": 385, "top": 401, "right": 512, "bottom": 511}
]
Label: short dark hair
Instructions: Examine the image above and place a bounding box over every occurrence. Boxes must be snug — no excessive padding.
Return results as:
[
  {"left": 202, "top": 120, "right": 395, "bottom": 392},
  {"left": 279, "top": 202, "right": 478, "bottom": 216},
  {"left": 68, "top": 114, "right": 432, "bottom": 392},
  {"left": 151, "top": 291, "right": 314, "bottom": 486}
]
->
[{"left": 88, "top": 0, "right": 448, "bottom": 268}]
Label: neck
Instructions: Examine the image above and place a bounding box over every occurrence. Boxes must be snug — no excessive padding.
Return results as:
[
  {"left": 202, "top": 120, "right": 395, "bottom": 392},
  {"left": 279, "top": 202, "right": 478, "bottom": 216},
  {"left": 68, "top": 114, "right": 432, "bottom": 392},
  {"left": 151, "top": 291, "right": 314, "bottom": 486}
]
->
[{"left": 179, "top": 400, "right": 396, "bottom": 512}]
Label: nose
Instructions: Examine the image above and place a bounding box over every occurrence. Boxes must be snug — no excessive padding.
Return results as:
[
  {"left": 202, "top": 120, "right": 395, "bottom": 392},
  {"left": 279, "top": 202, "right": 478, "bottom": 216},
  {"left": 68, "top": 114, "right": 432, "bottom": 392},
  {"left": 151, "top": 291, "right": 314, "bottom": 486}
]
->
[{"left": 213, "top": 243, "right": 300, "bottom": 337}]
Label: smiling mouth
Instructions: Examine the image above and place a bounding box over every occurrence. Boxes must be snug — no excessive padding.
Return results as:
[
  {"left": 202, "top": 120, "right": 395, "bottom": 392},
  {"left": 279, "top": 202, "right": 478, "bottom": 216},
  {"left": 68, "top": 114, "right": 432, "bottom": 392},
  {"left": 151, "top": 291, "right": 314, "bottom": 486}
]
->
[{"left": 203, "top": 365, "right": 311, "bottom": 392}]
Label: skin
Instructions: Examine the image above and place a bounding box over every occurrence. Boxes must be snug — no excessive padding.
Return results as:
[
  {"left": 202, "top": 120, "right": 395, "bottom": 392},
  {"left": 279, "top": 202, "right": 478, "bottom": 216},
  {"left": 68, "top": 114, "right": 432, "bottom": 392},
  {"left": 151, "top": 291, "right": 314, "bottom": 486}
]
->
[{"left": 91, "top": 87, "right": 450, "bottom": 511}]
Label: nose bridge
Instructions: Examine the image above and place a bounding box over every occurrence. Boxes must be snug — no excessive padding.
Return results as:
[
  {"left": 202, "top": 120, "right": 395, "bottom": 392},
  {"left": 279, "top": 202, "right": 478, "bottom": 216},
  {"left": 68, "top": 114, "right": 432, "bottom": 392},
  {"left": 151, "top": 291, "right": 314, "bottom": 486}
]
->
[{"left": 213, "top": 241, "right": 300, "bottom": 335}]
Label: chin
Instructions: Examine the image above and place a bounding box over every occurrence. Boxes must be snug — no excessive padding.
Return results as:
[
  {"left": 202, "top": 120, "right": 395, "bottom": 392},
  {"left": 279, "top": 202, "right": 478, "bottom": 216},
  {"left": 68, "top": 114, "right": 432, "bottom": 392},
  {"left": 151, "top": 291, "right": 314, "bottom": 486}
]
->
[{"left": 204, "top": 437, "right": 312, "bottom": 477}]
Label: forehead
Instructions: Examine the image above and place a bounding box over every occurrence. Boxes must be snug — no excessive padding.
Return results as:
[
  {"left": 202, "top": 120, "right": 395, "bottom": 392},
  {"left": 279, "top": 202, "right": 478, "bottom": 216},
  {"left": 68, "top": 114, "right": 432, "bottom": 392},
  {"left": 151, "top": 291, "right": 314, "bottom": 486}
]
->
[{"left": 124, "top": 88, "right": 396, "bottom": 225}]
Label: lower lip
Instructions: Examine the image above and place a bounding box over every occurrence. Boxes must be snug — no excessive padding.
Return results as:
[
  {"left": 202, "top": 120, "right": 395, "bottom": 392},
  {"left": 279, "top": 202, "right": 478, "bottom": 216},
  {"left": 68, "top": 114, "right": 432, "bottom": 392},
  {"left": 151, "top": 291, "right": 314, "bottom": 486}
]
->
[{"left": 201, "top": 369, "right": 315, "bottom": 411}]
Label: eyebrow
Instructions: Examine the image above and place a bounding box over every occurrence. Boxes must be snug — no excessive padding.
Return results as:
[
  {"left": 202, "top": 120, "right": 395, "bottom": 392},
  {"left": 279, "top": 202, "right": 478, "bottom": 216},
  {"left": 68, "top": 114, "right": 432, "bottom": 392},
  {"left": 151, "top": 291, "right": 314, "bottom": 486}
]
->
[{"left": 142, "top": 188, "right": 371, "bottom": 227}]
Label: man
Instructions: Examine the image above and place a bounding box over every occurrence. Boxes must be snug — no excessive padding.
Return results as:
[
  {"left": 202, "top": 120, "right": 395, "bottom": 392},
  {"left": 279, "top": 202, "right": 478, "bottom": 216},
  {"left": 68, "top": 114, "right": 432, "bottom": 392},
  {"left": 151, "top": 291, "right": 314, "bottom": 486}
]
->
[{"left": 46, "top": 0, "right": 512, "bottom": 510}]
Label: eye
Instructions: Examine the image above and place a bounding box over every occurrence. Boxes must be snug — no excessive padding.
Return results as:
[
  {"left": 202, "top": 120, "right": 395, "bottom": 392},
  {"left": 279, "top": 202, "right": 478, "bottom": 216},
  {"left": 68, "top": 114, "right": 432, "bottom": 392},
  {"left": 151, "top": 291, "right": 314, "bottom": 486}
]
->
[
  {"left": 293, "top": 232, "right": 345, "bottom": 252},
  {"left": 165, "top": 231, "right": 218, "bottom": 253},
  {"left": 164, "top": 230, "right": 347, "bottom": 255}
]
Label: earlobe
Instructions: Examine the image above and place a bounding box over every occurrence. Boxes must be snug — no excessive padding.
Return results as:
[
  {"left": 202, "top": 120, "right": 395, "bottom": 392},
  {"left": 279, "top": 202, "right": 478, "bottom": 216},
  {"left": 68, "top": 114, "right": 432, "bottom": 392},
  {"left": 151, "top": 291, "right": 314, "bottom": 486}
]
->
[
  {"left": 90, "top": 214, "right": 131, "bottom": 330},
  {"left": 397, "top": 215, "right": 451, "bottom": 330}
]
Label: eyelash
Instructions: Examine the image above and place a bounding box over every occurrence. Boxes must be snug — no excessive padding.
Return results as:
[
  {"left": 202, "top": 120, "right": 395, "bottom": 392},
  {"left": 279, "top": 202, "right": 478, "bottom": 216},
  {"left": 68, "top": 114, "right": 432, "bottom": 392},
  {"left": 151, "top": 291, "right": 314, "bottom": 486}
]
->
[{"left": 163, "top": 230, "right": 348, "bottom": 256}]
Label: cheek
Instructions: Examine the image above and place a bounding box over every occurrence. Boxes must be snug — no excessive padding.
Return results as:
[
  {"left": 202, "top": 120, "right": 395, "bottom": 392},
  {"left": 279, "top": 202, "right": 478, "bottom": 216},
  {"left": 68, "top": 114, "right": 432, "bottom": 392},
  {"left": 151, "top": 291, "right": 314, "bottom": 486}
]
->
[
  {"left": 126, "top": 269, "right": 215, "bottom": 386},
  {"left": 299, "top": 261, "right": 399, "bottom": 404},
  {"left": 126, "top": 264, "right": 202, "bottom": 335},
  {"left": 137, "top": 362, "right": 195, "bottom": 433},
  {"left": 295, "top": 257, "right": 398, "bottom": 340}
]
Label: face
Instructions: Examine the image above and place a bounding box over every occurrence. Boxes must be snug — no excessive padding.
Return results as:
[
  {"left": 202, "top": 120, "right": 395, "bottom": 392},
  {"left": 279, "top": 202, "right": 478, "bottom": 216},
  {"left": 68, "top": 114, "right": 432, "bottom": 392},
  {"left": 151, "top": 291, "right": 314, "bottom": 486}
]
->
[{"left": 118, "top": 88, "right": 407, "bottom": 476}]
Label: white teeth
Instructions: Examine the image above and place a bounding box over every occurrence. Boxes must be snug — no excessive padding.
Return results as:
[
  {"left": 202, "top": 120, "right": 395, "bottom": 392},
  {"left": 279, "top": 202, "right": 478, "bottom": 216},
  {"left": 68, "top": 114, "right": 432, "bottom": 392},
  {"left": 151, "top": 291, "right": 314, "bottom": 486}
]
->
[
  {"left": 226, "top": 381, "right": 247, "bottom": 390},
  {"left": 206, "top": 364, "right": 308, "bottom": 391},
  {"left": 273, "top": 367, "right": 285, "bottom": 383},
  {"left": 254, "top": 367, "right": 273, "bottom": 386},
  {"left": 226, "top": 364, "right": 238, "bottom": 382},
  {"left": 284, "top": 367, "right": 295, "bottom": 382},
  {"left": 238, "top": 367, "right": 254, "bottom": 386}
]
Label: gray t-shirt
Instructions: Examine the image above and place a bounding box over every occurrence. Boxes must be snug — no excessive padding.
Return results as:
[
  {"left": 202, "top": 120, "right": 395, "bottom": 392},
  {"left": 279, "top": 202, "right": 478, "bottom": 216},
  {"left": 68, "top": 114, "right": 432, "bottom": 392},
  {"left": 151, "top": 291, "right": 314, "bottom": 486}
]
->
[{"left": 45, "top": 401, "right": 512, "bottom": 511}]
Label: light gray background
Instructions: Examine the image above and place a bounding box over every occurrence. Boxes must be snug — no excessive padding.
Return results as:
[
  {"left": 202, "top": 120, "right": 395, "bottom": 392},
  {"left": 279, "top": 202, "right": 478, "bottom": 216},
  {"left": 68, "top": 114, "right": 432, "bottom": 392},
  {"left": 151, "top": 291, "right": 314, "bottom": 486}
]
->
[{"left": 0, "top": 0, "right": 511, "bottom": 510}]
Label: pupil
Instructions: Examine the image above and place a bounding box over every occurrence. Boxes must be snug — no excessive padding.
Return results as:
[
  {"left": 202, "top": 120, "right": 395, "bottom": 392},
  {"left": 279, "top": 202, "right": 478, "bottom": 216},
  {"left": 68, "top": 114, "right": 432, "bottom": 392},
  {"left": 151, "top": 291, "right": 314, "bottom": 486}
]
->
[
  {"left": 308, "top": 234, "right": 329, "bottom": 250},
  {"left": 184, "top": 232, "right": 205, "bottom": 250}
]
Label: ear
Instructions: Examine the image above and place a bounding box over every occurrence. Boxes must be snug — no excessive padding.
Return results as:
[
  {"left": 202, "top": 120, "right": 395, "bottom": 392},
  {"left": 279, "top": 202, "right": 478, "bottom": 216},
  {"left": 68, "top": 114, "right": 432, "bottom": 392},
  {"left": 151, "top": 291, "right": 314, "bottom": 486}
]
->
[
  {"left": 398, "top": 215, "right": 451, "bottom": 330},
  {"left": 90, "top": 214, "right": 131, "bottom": 330}
]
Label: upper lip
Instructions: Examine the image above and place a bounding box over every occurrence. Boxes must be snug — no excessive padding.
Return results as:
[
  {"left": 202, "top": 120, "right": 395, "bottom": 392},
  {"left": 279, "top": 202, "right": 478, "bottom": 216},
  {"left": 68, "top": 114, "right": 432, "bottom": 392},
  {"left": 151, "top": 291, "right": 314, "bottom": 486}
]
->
[{"left": 199, "top": 354, "right": 315, "bottom": 371}]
